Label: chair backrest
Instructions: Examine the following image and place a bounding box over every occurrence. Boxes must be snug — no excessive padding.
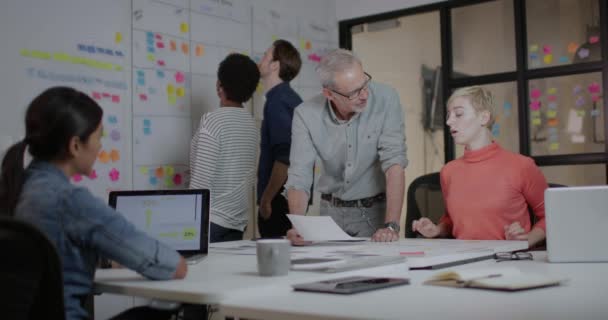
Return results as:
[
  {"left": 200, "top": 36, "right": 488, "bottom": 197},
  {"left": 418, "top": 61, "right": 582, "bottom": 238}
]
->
[
  {"left": 405, "top": 172, "right": 445, "bottom": 238},
  {"left": 0, "top": 217, "right": 65, "bottom": 320}
]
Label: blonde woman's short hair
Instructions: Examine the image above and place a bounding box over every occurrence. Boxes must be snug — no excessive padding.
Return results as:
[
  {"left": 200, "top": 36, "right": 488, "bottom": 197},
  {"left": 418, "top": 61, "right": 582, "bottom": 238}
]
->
[{"left": 447, "top": 86, "right": 496, "bottom": 128}]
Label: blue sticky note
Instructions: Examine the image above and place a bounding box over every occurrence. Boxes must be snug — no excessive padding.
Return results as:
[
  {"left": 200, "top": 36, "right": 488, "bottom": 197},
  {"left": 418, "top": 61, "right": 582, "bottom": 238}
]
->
[
  {"left": 105, "top": 49, "right": 114, "bottom": 56},
  {"left": 137, "top": 70, "right": 145, "bottom": 77},
  {"left": 548, "top": 102, "right": 558, "bottom": 109},
  {"left": 137, "top": 77, "right": 145, "bottom": 86},
  {"left": 87, "top": 45, "right": 95, "bottom": 53},
  {"left": 147, "top": 46, "right": 155, "bottom": 53},
  {"left": 146, "top": 32, "right": 154, "bottom": 39},
  {"left": 146, "top": 37, "right": 154, "bottom": 45},
  {"left": 558, "top": 56, "right": 569, "bottom": 63},
  {"left": 548, "top": 127, "right": 558, "bottom": 135},
  {"left": 115, "top": 51, "right": 124, "bottom": 57},
  {"left": 78, "top": 44, "right": 87, "bottom": 51},
  {"left": 529, "top": 53, "right": 538, "bottom": 60},
  {"left": 143, "top": 127, "right": 151, "bottom": 135},
  {"left": 149, "top": 176, "right": 158, "bottom": 185},
  {"left": 108, "top": 115, "right": 118, "bottom": 124},
  {"left": 156, "top": 70, "right": 165, "bottom": 78},
  {"left": 143, "top": 119, "right": 151, "bottom": 127},
  {"left": 503, "top": 102, "right": 512, "bottom": 110}
]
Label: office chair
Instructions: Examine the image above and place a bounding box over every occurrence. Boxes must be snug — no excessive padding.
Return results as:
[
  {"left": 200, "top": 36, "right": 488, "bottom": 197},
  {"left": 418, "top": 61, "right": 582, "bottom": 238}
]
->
[
  {"left": 405, "top": 172, "right": 445, "bottom": 238},
  {"left": 0, "top": 217, "right": 65, "bottom": 320}
]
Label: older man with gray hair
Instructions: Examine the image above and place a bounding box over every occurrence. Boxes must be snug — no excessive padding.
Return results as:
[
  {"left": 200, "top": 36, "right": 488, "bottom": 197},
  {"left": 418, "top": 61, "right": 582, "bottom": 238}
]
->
[{"left": 285, "top": 49, "right": 408, "bottom": 243}]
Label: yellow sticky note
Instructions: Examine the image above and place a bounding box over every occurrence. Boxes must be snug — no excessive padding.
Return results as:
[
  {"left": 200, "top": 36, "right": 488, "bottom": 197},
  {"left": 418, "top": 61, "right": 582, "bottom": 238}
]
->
[
  {"left": 576, "top": 110, "right": 586, "bottom": 117},
  {"left": 139, "top": 166, "right": 149, "bottom": 175},
  {"left": 546, "top": 110, "right": 557, "bottom": 118},
  {"left": 547, "top": 87, "right": 557, "bottom": 94},
  {"left": 164, "top": 166, "right": 175, "bottom": 176},
  {"left": 167, "top": 84, "right": 175, "bottom": 95},
  {"left": 183, "top": 228, "right": 197, "bottom": 240},
  {"left": 531, "top": 110, "right": 541, "bottom": 117},
  {"left": 180, "top": 22, "right": 189, "bottom": 33},
  {"left": 168, "top": 95, "right": 176, "bottom": 105},
  {"left": 176, "top": 87, "right": 185, "bottom": 97},
  {"left": 529, "top": 44, "right": 539, "bottom": 52},
  {"left": 544, "top": 54, "right": 553, "bottom": 64},
  {"left": 549, "top": 142, "right": 559, "bottom": 151},
  {"left": 147, "top": 53, "right": 155, "bottom": 61},
  {"left": 115, "top": 32, "right": 123, "bottom": 44},
  {"left": 532, "top": 118, "right": 542, "bottom": 126},
  {"left": 271, "top": 35, "right": 278, "bottom": 41},
  {"left": 300, "top": 39, "right": 306, "bottom": 49}
]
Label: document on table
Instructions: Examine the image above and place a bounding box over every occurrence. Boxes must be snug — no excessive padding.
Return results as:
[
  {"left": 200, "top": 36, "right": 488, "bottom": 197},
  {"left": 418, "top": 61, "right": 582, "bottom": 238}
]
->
[{"left": 287, "top": 214, "right": 367, "bottom": 242}]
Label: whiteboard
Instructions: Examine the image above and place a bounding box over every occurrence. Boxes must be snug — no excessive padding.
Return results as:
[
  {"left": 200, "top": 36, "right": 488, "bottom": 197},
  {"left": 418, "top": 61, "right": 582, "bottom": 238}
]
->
[{"left": 0, "top": 0, "right": 338, "bottom": 198}]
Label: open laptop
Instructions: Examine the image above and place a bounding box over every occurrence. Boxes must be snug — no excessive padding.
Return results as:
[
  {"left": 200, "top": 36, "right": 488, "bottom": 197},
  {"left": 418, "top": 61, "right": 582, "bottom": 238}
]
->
[
  {"left": 545, "top": 186, "right": 608, "bottom": 263},
  {"left": 109, "top": 189, "right": 210, "bottom": 264}
]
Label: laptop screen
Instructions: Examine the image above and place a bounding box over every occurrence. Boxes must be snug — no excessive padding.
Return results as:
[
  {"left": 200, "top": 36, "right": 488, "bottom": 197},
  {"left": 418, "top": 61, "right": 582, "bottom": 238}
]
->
[{"left": 109, "top": 189, "right": 210, "bottom": 256}]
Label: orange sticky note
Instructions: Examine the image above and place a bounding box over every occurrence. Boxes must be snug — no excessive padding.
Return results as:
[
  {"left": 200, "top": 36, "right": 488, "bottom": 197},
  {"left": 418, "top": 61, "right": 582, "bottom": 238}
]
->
[
  {"left": 195, "top": 44, "right": 204, "bottom": 57},
  {"left": 306, "top": 41, "right": 312, "bottom": 50},
  {"left": 110, "top": 149, "right": 120, "bottom": 162},
  {"left": 567, "top": 42, "right": 579, "bottom": 54},
  {"left": 98, "top": 150, "right": 110, "bottom": 164},
  {"left": 180, "top": 22, "right": 189, "bottom": 33},
  {"left": 547, "top": 118, "right": 558, "bottom": 126},
  {"left": 155, "top": 167, "right": 164, "bottom": 178},
  {"left": 170, "top": 40, "right": 177, "bottom": 51},
  {"left": 181, "top": 42, "right": 189, "bottom": 55}
]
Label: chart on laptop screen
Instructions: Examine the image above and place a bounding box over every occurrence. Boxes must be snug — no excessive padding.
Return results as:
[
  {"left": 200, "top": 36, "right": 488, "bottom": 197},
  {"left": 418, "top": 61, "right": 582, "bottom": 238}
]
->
[{"left": 115, "top": 194, "right": 202, "bottom": 250}]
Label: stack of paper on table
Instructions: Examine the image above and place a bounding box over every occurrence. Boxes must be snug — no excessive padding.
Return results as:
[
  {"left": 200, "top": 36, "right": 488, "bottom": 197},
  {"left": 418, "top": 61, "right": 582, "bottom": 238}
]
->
[{"left": 424, "top": 266, "right": 566, "bottom": 291}]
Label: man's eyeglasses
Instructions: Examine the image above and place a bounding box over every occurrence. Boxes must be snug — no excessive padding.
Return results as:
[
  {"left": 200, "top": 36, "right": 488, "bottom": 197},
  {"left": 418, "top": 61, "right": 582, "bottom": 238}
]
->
[
  {"left": 494, "top": 251, "right": 533, "bottom": 262},
  {"left": 327, "top": 72, "right": 372, "bottom": 101}
]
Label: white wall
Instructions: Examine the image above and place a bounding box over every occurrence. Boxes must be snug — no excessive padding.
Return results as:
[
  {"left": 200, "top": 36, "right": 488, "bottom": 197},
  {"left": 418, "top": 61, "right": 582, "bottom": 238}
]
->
[{"left": 335, "top": 0, "right": 442, "bottom": 21}]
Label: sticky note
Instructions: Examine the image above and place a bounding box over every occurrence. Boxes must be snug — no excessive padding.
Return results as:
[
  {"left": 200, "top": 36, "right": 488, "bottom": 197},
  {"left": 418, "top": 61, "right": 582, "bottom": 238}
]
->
[
  {"left": 143, "top": 127, "right": 151, "bottom": 135},
  {"left": 155, "top": 33, "right": 162, "bottom": 40},
  {"left": 530, "top": 88, "right": 542, "bottom": 99},
  {"left": 571, "top": 134, "right": 585, "bottom": 144},
  {"left": 300, "top": 39, "right": 306, "bottom": 49},
  {"left": 547, "top": 118, "right": 558, "bottom": 126},
  {"left": 181, "top": 43, "right": 189, "bottom": 55},
  {"left": 98, "top": 150, "right": 110, "bottom": 164},
  {"left": 589, "top": 35, "right": 599, "bottom": 44},
  {"left": 92, "top": 91, "right": 102, "bottom": 100},
  {"left": 170, "top": 40, "right": 177, "bottom": 51},
  {"left": 576, "top": 110, "right": 586, "bottom": 117},
  {"left": 529, "top": 44, "right": 539, "bottom": 52},
  {"left": 139, "top": 93, "right": 148, "bottom": 101},
  {"left": 558, "top": 56, "right": 569, "bottom": 63},
  {"left": 110, "top": 149, "right": 120, "bottom": 162},
  {"left": 176, "top": 87, "right": 185, "bottom": 97},
  {"left": 547, "top": 87, "right": 557, "bottom": 94},
  {"left": 109, "top": 168, "right": 120, "bottom": 182},
  {"left": 578, "top": 48, "right": 590, "bottom": 59},
  {"left": 147, "top": 53, "right": 155, "bottom": 61},
  {"left": 167, "top": 84, "right": 175, "bottom": 95},
  {"left": 110, "top": 129, "right": 120, "bottom": 142},
  {"left": 531, "top": 110, "right": 541, "bottom": 117},
  {"left": 532, "top": 118, "right": 541, "bottom": 126},
  {"left": 547, "top": 95, "right": 557, "bottom": 102},
  {"left": 157, "top": 70, "right": 165, "bottom": 78},
  {"left": 111, "top": 95, "right": 120, "bottom": 103},
  {"left": 271, "top": 35, "right": 278, "bottom": 41},
  {"left": 549, "top": 142, "right": 559, "bottom": 151},
  {"left": 157, "top": 59, "right": 165, "bottom": 66},
  {"left": 195, "top": 44, "right": 204, "bottom": 57},
  {"left": 156, "top": 41, "right": 165, "bottom": 49},
  {"left": 155, "top": 167, "right": 164, "bottom": 178},
  {"left": 590, "top": 109, "right": 600, "bottom": 117},
  {"left": 72, "top": 174, "right": 83, "bottom": 183},
  {"left": 183, "top": 228, "right": 197, "bottom": 240},
  {"left": 546, "top": 110, "right": 557, "bottom": 118},
  {"left": 139, "top": 166, "right": 149, "bottom": 175},
  {"left": 164, "top": 166, "right": 175, "bottom": 176},
  {"left": 592, "top": 94, "right": 601, "bottom": 102},
  {"left": 149, "top": 176, "right": 158, "bottom": 185},
  {"left": 573, "top": 85, "right": 582, "bottom": 95},
  {"left": 108, "top": 115, "right": 118, "bottom": 124},
  {"left": 175, "top": 71, "right": 185, "bottom": 83},
  {"left": 543, "top": 54, "right": 553, "bottom": 64},
  {"left": 168, "top": 95, "right": 177, "bottom": 105},
  {"left": 588, "top": 82, "right": 600, "bottom": 94},
  {"left": 115, "top": 32, "right": 122, "bottom": 44},
  {"left": 306, "top": 41, "right": 312, "bottom": 50},
  {"left": 143, "top": 119, "right": 151, "bottom": 127},
  {"left": 173, "top": 174, "right": 182, "bottom": 185},
  {"left": 542, "top": 45, "right": 552, "bottom": 54},
  {"left": 567, "top": 42, "right": 579, "bottom": 54},
  {"left": 180, "top": 22, "right": 189, "bottom": 33},
  {"left": 529, "top": 100, "right": 541, "bottom": 110}
]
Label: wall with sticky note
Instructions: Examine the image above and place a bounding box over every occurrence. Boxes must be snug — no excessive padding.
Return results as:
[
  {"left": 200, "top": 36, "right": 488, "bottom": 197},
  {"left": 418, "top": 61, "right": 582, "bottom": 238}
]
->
[{"left": 0, "top": 0, "right": 132, "bottom": 197}]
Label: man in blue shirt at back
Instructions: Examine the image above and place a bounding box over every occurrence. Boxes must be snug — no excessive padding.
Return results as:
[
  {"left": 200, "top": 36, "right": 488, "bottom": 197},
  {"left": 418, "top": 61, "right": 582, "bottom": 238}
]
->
[{"left": 257, "top": 39, "right": 303, "bottom": 238}]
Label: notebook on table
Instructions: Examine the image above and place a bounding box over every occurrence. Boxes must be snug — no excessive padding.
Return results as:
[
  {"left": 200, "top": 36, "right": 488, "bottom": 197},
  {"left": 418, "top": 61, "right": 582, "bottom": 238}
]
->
[
  {"left": 424, "top": 267, "right": 565, "bottom": 291},
  {"left": 109, "top": 189, "right": 210, "bottom": 264},
  {"left": 545, "top": 186, "right": 608, "bottom": 263}
]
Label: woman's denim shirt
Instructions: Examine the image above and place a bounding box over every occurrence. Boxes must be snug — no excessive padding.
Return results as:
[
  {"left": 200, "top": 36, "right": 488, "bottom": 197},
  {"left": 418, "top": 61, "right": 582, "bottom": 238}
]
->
[{"left": 15, "top": 161, "right": 181, "bottom": 320}]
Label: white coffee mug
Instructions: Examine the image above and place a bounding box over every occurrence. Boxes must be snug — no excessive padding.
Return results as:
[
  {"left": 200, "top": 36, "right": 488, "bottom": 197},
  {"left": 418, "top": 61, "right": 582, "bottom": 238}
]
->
[{"left": 256, "top": 239, "right": 291, "bottom": 276}]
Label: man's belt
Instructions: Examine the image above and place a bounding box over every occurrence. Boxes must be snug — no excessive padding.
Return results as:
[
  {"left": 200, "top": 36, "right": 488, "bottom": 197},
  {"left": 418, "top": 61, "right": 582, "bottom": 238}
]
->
[{"left": 321, "top": 193, "right": 386, "bottom": 208}]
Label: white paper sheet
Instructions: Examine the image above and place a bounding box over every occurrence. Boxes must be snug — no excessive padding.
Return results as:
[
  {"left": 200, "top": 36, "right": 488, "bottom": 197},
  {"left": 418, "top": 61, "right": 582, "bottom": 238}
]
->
[{"left": 287, "top": 215, "right": 365, "bottom": 241}]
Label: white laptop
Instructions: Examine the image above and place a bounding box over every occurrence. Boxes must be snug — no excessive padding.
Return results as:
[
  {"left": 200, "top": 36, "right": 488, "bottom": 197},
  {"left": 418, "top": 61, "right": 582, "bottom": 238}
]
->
[
  {"left": 109, "top": 189, "right": 210, "bottom": 264},
  {"left": 545, "top": 186, "right": 608, "bottom": 263}
]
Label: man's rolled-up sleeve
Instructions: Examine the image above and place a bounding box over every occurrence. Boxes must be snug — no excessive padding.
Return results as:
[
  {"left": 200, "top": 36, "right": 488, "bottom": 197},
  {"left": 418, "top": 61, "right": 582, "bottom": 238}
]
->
[
  {"left": 283, "top": 108, "right": 315, "bottom": 196},
  {"left": 378, "top": 88, "right": 408, "bottom": 172}
]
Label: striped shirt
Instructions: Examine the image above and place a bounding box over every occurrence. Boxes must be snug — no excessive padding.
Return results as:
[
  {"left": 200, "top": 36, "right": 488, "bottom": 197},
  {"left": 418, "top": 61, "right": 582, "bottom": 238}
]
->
[{"left": 189, "top": 107, "right": 258, "bottom": 231}]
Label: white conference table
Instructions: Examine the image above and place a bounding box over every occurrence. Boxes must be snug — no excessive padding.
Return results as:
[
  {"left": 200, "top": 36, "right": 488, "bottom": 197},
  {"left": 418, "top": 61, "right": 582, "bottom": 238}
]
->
[{"left": 220, "top": 252, "right": 608, "bottom": 320}]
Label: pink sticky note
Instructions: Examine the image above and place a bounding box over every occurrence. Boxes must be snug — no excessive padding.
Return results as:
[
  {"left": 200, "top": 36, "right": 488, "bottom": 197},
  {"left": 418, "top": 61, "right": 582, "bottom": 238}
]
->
[
  {"left": 157, "top": 59, "right": 165, "bottom": 67},
  {"left": 92, "top": 91, "right": 102, "bottom": 100},
  {"left": 592, "top": 94, "right": 601, "bottom": 102},
  {"left": 156, "top": 41, "right": 165, "bottom": 49},
  {"left": 111, "top": 95, "right": 120, "bottom": 103},
  {"left": 529, "top": 100, "right": 541, "bottom": 110},
  {"left": 173, "top": 174, "right": 182, "bottom": 185},
  {"left": 139, "top": 93, "right": 148, "bottom": 101},
  {"left": 588, "top": 82, "right": 600, "bottom": 94},
  {"left": 155, "top": 33, "right": 162, "bottom": 40},
  {"left": 109, "top": 168, "right": 120, "bottom": 182},
  {"left": 88, "top": 170, "right": 97, "bottom": 180},
  {"left": 102, "top": 92, "right": 111, "bottom": 98},
  {"left": 175, "top": 71, "right": 185, "bottom": 84},
  {"left": 530, "top": 88, "right": 542, "bottom": 99},
  {"left": 307, "top": 53, "right": 321, "bottom": 62},
  {"left": 542, "top": 45, "right": 552, "bottom": 54},
  {"left": 547, "top": 95, "right": 557, "bottom": 102},
  {"left": 589, "top": 36, "right": 599, "bottom": 44},
  {"left": 72, "top": 174, "right": 82, "bottom": 182}
]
